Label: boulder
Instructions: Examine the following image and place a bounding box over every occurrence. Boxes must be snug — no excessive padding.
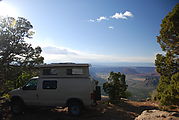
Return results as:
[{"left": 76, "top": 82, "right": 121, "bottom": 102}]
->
[{"left": 135, "top": 110, "right": 178, "bottom": 120}]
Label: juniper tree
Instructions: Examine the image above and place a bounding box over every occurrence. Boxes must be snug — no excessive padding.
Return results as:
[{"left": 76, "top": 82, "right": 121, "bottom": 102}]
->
[
  {"left": 103, "top": 72, "right": 128, "bottom": 103},
  {"left": 0, "top": 16, "right": 44, "bottom": 90},
  {"left": 155, "top": 4, "right": 179, "bottom": 105}
]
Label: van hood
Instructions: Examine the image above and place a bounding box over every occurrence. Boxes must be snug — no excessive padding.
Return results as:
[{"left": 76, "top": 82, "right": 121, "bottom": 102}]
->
[{"left": 8, "top": 88, "right": 22, "bottom": 95}]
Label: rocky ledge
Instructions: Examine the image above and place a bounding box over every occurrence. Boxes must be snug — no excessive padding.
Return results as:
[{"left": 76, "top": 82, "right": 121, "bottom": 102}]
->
[{"left": 135, "top": 110, "right": 179, "bottom": 120}]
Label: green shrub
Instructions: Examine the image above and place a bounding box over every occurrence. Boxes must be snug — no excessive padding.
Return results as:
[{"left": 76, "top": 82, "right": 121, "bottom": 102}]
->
[{"left": 103, "top": 72, "right": 128, "bottom": 103}]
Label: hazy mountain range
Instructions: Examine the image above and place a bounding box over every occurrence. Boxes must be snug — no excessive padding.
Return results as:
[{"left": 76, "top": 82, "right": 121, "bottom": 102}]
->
[{"left": 89, "top": 65, "right": 160, "bottom": 101}]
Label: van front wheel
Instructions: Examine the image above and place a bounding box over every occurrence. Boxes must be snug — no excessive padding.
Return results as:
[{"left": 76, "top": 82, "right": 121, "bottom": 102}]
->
[
  {"left": 68, "top": 102, "right": 81, "bottom": 116},
  {"left": 11, "top": 99, "right": 24, "bottom": 114}
]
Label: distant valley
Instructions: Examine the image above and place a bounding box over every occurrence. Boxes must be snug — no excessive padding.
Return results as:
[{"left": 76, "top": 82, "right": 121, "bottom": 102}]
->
[{"left": 90, "top": 66, "right": 160, "bottom": 101}]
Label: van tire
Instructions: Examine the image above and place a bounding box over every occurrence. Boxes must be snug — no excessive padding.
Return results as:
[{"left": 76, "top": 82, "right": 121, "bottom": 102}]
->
[
  {"left": 11, "top": 98, "right": 24, "bottom": 115},
  {"left": 68, "top": 101, "right": 82, "bottom": 116}
]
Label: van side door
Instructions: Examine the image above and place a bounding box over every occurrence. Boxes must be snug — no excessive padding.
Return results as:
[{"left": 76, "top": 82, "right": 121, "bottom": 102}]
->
[{"left": 38, "top": 79, "right": 60, "bottom": 106}]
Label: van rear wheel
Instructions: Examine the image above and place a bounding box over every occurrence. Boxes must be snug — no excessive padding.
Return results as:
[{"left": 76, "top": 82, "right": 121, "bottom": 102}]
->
[{"left": 68, "top": 102, "right": 82, "bottom": 116}]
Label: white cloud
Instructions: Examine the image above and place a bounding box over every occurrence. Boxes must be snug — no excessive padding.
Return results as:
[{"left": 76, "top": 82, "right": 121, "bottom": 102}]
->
[
  {"left": 40, "top": 45, "right": 154, "bottom": 63},
  {"left": 26, "top": 37, "right": 153, "bottom": 64},
  {"left": 43, "top": 46, "right": 77, "bottom": 55},
  {"left": 111, "top": 13, "right": 127, "bottom": 19},
  {"left": 108, "top": 26, "right": 114, "bottom": 29},
  {"left": 89, "top": 19, "right": 95, "bottom": 22},
  {"left": 89, "top": 11, "right": 133, "bottom": 23},
  {"left": 96, "top": 16, "right": 107, "bottom": 22},
  {"left": 123, "top": 11, "right": 133, "bottom": 17},
  {"left": 111, "top": 11, "right": 133, "bottom": 20}
]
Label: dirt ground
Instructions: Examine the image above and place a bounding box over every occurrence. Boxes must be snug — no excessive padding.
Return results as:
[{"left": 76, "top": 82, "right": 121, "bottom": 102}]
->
[{"left": 2, "top": 100, "right": 162, "bottom": 120}]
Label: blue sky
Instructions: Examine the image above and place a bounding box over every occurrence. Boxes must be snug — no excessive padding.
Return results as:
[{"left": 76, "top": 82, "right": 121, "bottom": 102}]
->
[{"left": 0, "top": 0, "right": 178, "bottom": 65}]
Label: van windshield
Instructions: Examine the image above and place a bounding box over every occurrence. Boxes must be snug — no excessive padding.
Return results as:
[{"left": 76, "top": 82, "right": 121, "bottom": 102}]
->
[{"left": 23, "top": 79, "right": 37, "bottom": 90}]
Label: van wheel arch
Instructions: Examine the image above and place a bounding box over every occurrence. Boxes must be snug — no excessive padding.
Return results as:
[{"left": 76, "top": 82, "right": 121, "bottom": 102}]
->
[
  {"left": 66, "top": 98, "right": 84, "bottom": 116},
  {"left": 11, "top": 96, "right": 23, "bottom": 101},
  {"left": 10, "top": 96, "right": 25, "bottom": 114},
  {"left": 66, "top": 98, "right": 83, "bottom": 106}
]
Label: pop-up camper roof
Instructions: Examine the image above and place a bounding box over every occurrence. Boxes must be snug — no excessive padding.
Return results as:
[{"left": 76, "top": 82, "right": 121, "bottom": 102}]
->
[
  {"left": 36, "top": 63, "right": 90, "bottom": 68},
  {"left": 37, "top": 63, "right": 90, "bottom": 78}
]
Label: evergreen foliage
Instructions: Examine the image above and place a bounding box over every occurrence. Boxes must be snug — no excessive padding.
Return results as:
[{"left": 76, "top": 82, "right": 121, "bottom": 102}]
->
[
  {"left": 155, "top": 4, "right": 179, "bottom": 105},
  {"left": 0, "top": 16, "right": 44, "bottom": 91},
  {"left": 103, "top": 72, "right": 128, "bottom": 103}
]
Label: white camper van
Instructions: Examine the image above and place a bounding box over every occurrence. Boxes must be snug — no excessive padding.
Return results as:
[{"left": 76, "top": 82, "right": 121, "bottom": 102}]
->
[{"left": 8, "top": 63, "right": 101, "bottom": 115}]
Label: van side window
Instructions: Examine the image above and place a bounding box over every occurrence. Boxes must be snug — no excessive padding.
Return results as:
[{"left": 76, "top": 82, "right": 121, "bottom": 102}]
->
[
  {"left": 66, "top": 69, "right": 72, "bottom": 75},
  {"left": 43, "top": 69, "right": 57, "bottom": 75},
  {"left": 23, "top": 79, "right": 37, "bottom": 90},
  {"left": 43, "top": 80, "right": 57, "bottom": 89},
  {"left": 66, "top": 68, "right": 83, "bottom": 75}
]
